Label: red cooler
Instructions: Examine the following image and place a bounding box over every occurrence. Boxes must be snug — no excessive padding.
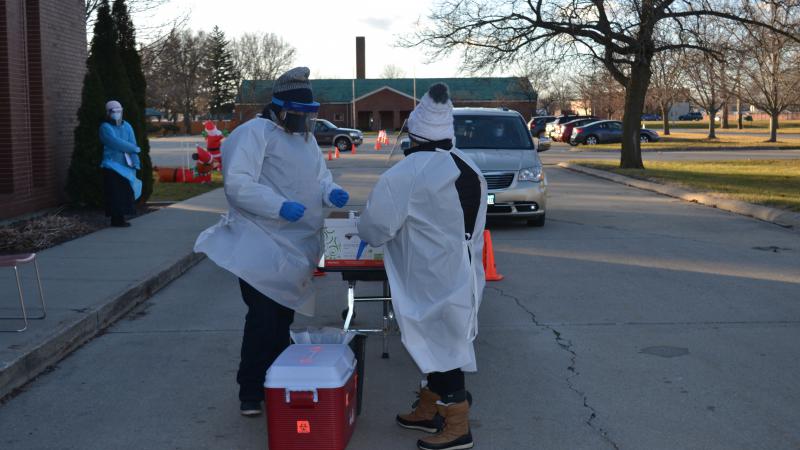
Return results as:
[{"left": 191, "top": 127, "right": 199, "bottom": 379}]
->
[{"left": 264, "top": 344, "right": 358, "bottom": 450}]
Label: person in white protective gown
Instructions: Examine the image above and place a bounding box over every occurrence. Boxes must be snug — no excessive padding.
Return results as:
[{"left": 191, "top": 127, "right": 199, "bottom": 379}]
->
[
  {"left": 357, "top": 83, "right": 487, "bottom": 450},
  {"left": 194, "top": 67, "right": 350, "bottom": 417}
]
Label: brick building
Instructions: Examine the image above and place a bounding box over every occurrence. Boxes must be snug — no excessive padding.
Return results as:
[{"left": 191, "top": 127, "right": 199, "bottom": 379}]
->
[
  {"left": 236, "top": 77, "right": 538, "bottom": 131},
  {"left": 0, "top": 0, "right": 86, "bottom": 219}
]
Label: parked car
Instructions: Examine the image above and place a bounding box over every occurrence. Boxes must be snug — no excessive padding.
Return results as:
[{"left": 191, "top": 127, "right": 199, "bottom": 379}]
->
[
  {"left": 557, "top": 118, "right": 600, "bottom": 143},
  {"left": 403, "top": 108, "right": 548, "bottom": 226},
  {"left": 313, "top": 119, "right": 363, "bottom": 152},
  {"left": 528, "top": 115, "right": 556, "bottom": 138},
  {"left": 678, "top": 112, "right": 703, "bottom": 121},
  {"left": 545, "top": 115, "right": 597, "bottom": 140},
  {"left": 641, "top": 113, "right": 662, "bottom": 121},
  {"left": 570, "top": 120, "right": 660, "bottom": 145}
]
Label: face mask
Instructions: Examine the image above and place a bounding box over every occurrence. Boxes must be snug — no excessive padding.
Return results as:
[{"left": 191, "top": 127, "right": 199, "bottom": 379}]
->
[{"left": 110, "top": 111, "right": 123, "bottom": 123}]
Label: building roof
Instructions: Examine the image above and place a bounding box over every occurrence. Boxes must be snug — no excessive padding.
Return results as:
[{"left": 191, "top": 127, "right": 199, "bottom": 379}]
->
[{"left": 238, "top": 77, "right": 535, "bottom": 104}]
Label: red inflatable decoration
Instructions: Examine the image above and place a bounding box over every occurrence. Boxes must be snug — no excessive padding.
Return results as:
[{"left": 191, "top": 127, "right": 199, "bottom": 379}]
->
[{"left": 192, "top": 121, "right": 224, "bottom": 175}]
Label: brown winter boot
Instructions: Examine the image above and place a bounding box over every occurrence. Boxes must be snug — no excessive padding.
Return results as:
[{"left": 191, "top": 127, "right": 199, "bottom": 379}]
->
[
  {"left": 417, "top": 400, "right": 473, "bottom": 450},
  {"left": 396, "top": 387, "right": 443, "bottom": 433}
]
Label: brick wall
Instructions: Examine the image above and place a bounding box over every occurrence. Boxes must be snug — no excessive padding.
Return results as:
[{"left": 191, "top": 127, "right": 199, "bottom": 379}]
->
[{"left": 0, "top": 0, "right": 85, "bottom": 219}]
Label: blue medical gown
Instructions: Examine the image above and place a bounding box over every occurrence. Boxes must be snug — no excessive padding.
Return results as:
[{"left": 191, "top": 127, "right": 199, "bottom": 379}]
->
[{"left": 99, "top": 121, "right": 142, "bottom": 200}]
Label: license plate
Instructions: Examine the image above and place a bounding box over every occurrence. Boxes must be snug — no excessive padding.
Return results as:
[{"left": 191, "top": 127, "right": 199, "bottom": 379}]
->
[{"left": 487, "top": 194, "right": 495, "bottom": 205}]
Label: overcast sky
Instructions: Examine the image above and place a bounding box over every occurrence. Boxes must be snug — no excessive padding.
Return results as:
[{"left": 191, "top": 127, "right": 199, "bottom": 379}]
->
[{"left": 135, "top": 0, "right": 481, "bottom": 79}]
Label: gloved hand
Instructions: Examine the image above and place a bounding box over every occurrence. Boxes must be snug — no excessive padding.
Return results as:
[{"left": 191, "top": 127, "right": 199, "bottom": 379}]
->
[
  {"left": 279, "top": 201, "right": 306, "bottom": 222},
  {"left": 329, "top": 189, "right": 349, "bottom": 208}
]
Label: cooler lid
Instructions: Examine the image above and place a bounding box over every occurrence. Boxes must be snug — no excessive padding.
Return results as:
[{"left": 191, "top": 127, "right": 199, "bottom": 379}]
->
[{"left": 264, "top": 344, "right": 356, "bottom": 389}]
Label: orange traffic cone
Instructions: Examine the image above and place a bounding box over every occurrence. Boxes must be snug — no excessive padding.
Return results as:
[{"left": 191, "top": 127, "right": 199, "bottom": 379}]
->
[
  {"left": 335, "top": 147, "right": 340, "bottom": 158},
  {"left": 374, "top": 137, "right": 382, "bottom": 151},
  {"left": 351, "top": 141, "right": 357, "bottom": 154},
  {"left": 483, "top": 230, "right": 504, "bottom": 281},
  {"left": 328, "top": 149, "right": 333, "bottom": 161}
]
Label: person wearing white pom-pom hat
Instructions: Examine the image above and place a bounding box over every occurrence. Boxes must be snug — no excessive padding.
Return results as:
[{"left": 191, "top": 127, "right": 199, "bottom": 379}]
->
[{"left": 358, "top": 83, "right": 487, "bottom": 450}]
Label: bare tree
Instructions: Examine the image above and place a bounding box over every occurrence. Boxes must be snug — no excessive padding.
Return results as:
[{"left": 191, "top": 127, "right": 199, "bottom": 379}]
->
[
  {"left": 681, "top": 44, "right": 729, "bottom": 139},
  {"left": 381, "top": 64, "right": 407, "bottom": 78},
  {"left": 648, "top": 51, "right": 685, "bottom": 135},
  {"left": 733, "top": 1, "right": 800, "bottom": 142},
  {"left": 86, "top": 0, "right": 189, "bottom": 47},
  {"left": 143, "top": 29, "right": 210, "bottom": 133},
  {"left": 232, "top": 32, "right": 297, "bottom": 81},
  {"left": 573, "top": 64, "right": 625, "bottom": 119},
  {"left": 405, "top": 0, "right": 800, "bottom": 169}
]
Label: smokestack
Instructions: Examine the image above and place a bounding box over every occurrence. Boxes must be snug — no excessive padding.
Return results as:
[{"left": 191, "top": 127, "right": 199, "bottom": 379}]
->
[{"left": 356, "top": 36, "right": 365, "bottom": 79}]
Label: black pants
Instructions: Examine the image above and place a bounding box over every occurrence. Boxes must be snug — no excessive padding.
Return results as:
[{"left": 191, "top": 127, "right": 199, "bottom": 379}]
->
[
  {"left": 102, "top": 168, "right": 135, "bottom": 222},
  {"left": 237, "top": 279, "right": 295, "bottom": 402},
  {"left": 427, "top": 369, "right": 465, "bottom": 401}
]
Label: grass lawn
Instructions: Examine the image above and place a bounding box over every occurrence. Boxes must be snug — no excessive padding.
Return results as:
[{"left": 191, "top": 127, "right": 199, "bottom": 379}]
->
[
  {"left": 150, "top": 171, "right": 223, "bottom": 202},
  {"left": 581, "top": 132, "right": 800, "bottom": 151},
  {"left": 642, "top": 119, "right": 800, "bottom": 133},
  {"left": 576, "top": 159, "right": 800, "bottom": 212}
]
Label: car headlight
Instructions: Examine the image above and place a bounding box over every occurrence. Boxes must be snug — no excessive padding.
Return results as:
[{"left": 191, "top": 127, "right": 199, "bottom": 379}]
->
[
  {"left": 518, "top": 166, "right": 543, "bottom": 182},
  {"left": 349, "top": 131, "right": 360, "bottom": 137}
]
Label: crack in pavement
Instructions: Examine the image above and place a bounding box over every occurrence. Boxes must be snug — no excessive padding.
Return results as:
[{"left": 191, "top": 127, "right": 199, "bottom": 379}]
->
[{"left": 487, "top": 286, "right": 621, "bottom": 450}]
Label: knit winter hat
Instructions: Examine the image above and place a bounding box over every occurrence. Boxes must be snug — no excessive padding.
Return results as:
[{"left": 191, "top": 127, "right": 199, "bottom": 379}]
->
[
  {"left": 407, "top": 83, "right": 454, "bottom": 142},
  {"left": 271, "top": 67, "right": 314, "bottom": 104},
  {"left": 105, "top": 100, "right": 123, "bottom": 113}
]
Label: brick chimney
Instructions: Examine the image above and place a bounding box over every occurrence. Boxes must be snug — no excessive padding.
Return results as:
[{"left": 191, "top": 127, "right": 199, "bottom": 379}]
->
[{"left": 356, "top": 36, "right": 365, "bottom": 79}]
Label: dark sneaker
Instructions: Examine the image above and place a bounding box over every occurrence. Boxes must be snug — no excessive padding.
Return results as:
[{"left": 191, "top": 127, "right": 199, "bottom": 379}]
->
[{"left": 240, "top": 401, "right": 262, "bottom": 417}]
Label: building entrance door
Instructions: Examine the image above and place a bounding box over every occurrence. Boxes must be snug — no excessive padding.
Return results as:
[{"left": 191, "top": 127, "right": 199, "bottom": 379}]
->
[
  {"left": 357, "top": 111, "right": 373, "bottom": 130},
  {"left": 379, "top": 111, "right": 394, "bottom": 131}
]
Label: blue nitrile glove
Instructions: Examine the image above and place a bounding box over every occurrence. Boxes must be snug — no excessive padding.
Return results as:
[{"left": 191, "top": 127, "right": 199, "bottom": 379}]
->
[
  {"left": 329, "top": 189, "right": 350, "bottom": 208},
  {"left": 279, "top": 201, "right": 306, "bottom": 222},
  {"left": 356, "top": 240, "right": 369, "bottom": 260}
]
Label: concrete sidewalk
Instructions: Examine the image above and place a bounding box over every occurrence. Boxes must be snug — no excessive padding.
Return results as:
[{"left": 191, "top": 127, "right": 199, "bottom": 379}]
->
[{"left": 0, "top": 189, "right": 227, "bottom": 400}]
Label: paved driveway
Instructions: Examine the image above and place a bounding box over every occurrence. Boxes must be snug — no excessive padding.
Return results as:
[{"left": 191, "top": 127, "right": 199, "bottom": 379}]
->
[{"left": 1, "top": 159, "right": 798, "bottom": 449}]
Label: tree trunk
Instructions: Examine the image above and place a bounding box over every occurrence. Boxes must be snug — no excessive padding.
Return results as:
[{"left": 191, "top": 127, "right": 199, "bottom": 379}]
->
[
  {"left": 708, "top": 110, "right": 717, "bottom": 139},
  {"left": 769, "top": 111, "right": 779, "bottom": 142},
  {"left": 721, "top": 103, "right": 729, "bottom": 129},
  {"left": 620, "top": 63, "right": 650, "bottom": 169},
  {"left": 183, "top": 109, "right": 192, "bottom": 135},
  {"left": 737, "top": 98, "right": 743, "bottom": 129},
  {"left": 661, "top": 103, "right": 670, "bottom": 135}
]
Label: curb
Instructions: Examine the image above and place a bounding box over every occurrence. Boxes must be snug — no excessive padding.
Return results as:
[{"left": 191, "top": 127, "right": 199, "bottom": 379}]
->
[
  {"left": 558, "top": 162, "right": 800, "bottom": 230},
  {"left": 0, "top": 252, "right": 205, "bottom": 401}
]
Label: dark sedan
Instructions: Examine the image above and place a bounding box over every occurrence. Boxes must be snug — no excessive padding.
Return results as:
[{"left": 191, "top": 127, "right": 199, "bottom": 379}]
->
[
  {"left": 570, "top": 120, "right": 660, "bottom": 145},
  {"left": 557, "top": 118, "right": 599, "bottom": 143},
  {"left": 528, "top": 115, "right": 556, "bottom": 138},
  {"left": 313, "top": 119, "right": 363, "bottom": 152}
]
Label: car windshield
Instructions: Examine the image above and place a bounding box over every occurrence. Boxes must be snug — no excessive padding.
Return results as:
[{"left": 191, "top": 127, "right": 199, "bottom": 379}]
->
[
  {"left": 454, "top": 115, "right": 534, "bottom": 150},
  {"left": 316, "top": 119, "right": 335, "bottom": 129}
]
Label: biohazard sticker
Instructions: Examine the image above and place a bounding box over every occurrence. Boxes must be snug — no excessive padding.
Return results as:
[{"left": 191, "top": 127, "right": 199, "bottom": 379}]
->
[{"left": 297, "top": 420, "right": 311, "bottom": 434}]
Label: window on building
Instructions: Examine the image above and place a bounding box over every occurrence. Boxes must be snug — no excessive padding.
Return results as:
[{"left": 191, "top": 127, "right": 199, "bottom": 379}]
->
[{"left": 334, "top": 112, "right": 344, "bottom": 122}]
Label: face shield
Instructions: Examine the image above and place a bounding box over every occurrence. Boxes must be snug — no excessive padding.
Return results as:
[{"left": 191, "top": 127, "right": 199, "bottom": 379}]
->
[
  {"left": 271, "top": 97, "right": 320, "bottom": 134},
  {"left": 109, "top": 108, "right": 123, "bottom": 125}
]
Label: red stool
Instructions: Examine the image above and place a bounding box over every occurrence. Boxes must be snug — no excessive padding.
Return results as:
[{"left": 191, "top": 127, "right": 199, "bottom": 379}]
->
[{"left": 0, "top": 253, "right": 46, "bottom": 332}]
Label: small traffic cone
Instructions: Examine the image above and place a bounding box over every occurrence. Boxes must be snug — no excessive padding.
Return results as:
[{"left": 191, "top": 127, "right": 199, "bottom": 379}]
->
[
  {"left": 351, "top": 142, "right": 357, "bottom": 154},
  {"left": 335, "top": 147, "right": 340, "bottom": 158},
  {"left": 328, "top": 149, "right": 333, "bottom": 161},
  {"left": 374, "top": 137, "right": 382, "bottom": 151},
  {"left": 483, "top": 229, "right": 504, "bottom": 281}
]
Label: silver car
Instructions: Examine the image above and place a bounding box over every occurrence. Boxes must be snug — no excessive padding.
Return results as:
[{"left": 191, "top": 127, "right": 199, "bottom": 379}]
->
[{"left": 403, "top": 108, "right": 548, "bottom": 226}]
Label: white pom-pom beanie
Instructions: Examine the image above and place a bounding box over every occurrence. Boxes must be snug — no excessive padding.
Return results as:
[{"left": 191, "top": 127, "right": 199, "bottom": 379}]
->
[{"left": 407, "top": 83, "right": 454, "bottom": 142}]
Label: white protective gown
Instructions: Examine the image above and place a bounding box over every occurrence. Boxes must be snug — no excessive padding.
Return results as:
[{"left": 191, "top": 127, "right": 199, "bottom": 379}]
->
[
  {"left": 357, "top": 148, "right": 487, "bottom": 373},
  {"left": 194, "top": 117, "right": 341, "bottom": 316}
]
